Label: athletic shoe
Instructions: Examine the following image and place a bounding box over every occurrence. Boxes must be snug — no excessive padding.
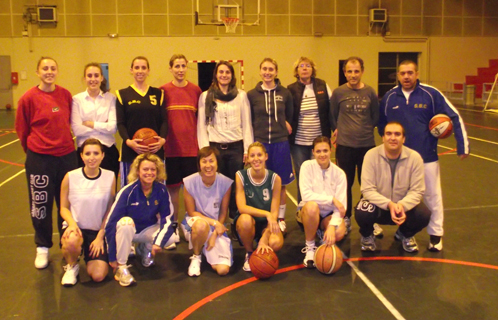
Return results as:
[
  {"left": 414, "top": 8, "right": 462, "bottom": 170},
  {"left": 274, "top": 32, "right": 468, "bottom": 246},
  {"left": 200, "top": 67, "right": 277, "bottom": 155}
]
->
[
  {"left": 394, "top": 229, "right": 419, "bottom": 253},
  {"left": 373, "top": 223, "right": 384, "bottom": 238},
  {"left": 61, "top": 263, "right": 79, "bottom": 286},
  {"left": 278, "top": 219, "right": 287, "bottom": 234},
  {"left": 316, "top": 229, "right": 324, "bottom": 245},
  {"left": 243, "top": 252, "right": 252, "bottom": 272},
  {"left": 360, "top": 234, "right": 377, "bottom": 251},
  {"left": 114, "top": 265, "right": 135, "bottom": 287},
  {"left": 165, "top": 227, "right": 180, "bottom": 250},
  {"left": 344, "top": 217, "right": 352, "bottom": 235},
  {"left": 180, "top": 222, "right": 190, "bottom": 242},
  {"left": 188, "top": 254, "right": 202, "bottom": 277},
  {"left": 35, "top": 247, "right": 49, "bottom": 269},
  {"left": 301, "top": 244, "right": 317, "bottom": 268},
  {"left": 136, "top": 243, "right": 154, "bottom": 267},
  {"left": 428, "top": 236, "right": 443, "bottom": 252}
]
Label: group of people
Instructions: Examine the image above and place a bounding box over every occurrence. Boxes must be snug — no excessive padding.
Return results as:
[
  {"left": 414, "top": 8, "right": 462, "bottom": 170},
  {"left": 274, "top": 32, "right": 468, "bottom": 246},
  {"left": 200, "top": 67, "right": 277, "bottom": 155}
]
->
[{"left": 15, "top": 53, "right": 469, "bottom": 287}]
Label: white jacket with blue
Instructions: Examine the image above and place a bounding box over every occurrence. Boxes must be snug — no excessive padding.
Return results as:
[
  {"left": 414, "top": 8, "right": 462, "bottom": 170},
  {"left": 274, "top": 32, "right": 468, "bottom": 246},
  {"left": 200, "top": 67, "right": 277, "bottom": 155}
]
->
[
  {"left": 105, "top": 180, "right": 174, "bottom": 262},
  {"left": 378, "top": 80, "right": 469, "bottom": 163}
]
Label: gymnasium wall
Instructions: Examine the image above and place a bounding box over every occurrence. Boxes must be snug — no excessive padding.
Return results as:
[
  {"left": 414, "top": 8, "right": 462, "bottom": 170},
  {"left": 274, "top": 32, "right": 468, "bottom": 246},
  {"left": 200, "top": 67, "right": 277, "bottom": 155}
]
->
[{"left": 1, "top": 0, "right": 498, "bottom": 107}]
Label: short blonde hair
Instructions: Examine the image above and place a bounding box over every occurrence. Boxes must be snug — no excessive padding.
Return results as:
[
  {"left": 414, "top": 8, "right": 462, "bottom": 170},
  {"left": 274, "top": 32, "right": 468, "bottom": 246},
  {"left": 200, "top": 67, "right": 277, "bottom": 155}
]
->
[
  {"left": 127, "top": 153, "right": 166, "bottom": 183},
  {"left": 293, "top": 56, "right": 317, "bottom": 79}
]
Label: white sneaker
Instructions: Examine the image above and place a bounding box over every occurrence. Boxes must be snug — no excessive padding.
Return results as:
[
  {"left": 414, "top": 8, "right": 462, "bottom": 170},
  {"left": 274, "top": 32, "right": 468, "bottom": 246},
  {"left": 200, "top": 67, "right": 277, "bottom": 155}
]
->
[
  {"left": 61, "top": 263, "right": 79, "bottom": 286},
  {"left": 35, "top": 247, "right": 49, "bottom": 269},
  {"left": 188, "top": 254, "right": 202, "bottom": 277},
  {"left": 115, "top": 265, "right": 135, "bottom": 287},
  {"left": 136, "top": 243, "right": 154, "bottom": 267},
  {"left": 165, "top": 228, "right": 181, "bottom": 250},
  {"left": 301, "top": 244, "right": 316, "bottom": 268},
  {"left": 243, "top": 252, "right": 252, "bottom": 272},
  {"left": 373, "top": 223, "right": 384, "bottom": 238},
  {"left": 278, "top": 219, "right": 287, "bottom": 234}
]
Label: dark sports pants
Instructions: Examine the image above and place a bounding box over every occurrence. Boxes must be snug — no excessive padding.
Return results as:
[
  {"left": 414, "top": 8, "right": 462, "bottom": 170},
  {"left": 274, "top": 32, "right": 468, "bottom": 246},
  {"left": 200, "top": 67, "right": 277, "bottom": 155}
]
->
[
  {"left": 335, "top": 145, "right": 374, "bottom": 219},
  {"left": 25, "top": 150, "right": 77, "bottom": 248},
  {"left": 355, "top": 199, "right": 431, "bottom": 238},
  {"left": 210, "top": 141, "right": 244, "bottom": 219}
]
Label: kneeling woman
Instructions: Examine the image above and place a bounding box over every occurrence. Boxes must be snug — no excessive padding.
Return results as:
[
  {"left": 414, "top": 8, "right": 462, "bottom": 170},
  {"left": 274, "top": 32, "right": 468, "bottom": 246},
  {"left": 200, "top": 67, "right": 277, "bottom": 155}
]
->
[
  {"left": 182, "top": 147, "right": 233, "bottom": 277},
  {"left": 298, "top": 136, "right": 347, "bottom": 269},
  {"left": 235, "top": 142, "right": 284, "bottom": 272},
  {"left": 60, "top": 138, "right": 116, "bottom": 286},
  {"left": 105, "top": 153, "right": 175, "bottom": 287}
]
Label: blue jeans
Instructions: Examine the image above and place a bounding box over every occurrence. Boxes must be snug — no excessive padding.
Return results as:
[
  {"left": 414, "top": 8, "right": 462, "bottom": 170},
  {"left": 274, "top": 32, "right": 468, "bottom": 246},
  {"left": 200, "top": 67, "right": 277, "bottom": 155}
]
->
[{"left": 290, "top": 143, "right": 313, "bottom": 203}]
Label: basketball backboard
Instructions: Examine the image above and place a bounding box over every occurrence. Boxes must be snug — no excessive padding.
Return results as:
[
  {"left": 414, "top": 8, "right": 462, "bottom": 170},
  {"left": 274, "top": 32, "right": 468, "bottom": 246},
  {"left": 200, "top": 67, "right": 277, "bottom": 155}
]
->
[{"left": 195, "top": 0, "right": 260, "bottom": 26}]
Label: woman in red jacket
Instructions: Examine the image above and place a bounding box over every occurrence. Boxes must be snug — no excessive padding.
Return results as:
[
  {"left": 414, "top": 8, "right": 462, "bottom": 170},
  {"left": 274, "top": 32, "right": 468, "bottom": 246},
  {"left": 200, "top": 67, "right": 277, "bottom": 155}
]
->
[{"left": 15, "top": 57, "right": 78, "bottom": 269}]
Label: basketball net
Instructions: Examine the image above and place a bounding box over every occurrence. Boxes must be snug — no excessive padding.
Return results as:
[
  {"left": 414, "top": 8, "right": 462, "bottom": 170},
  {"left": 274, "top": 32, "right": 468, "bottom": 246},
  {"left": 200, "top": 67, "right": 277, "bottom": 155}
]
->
[{"left": 222, "top": 17, "right": 239, "bottom": 33}]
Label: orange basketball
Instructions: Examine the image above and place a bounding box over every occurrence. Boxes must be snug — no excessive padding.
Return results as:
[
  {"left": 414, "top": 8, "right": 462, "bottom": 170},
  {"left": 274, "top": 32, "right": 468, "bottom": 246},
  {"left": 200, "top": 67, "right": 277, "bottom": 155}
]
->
[
  {"left": 429, "top": 114, "right": 453, "bottom": 139},
  {"left": 314, "top": 244, "right": 343, "bottom": 275},
  {"left": 249, "top": 250, "right": 279, "bottom": 279},
  {"left": 132, "top": 128, "right": 159, "bottom": 146}
]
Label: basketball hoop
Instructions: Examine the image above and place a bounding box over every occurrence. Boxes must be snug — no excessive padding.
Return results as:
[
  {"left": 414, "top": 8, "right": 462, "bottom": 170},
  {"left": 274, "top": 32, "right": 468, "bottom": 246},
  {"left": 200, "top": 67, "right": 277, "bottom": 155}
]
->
[{"left": 222, "top": 17, "right": 239, "bottom": 33}]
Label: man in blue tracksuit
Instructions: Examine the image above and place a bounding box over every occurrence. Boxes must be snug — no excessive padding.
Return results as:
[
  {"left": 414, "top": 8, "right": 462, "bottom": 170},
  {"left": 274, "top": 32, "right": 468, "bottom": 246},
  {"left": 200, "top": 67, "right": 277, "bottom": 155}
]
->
[{"left": 378, "top": 60, "right": 470, "bottom": 252}]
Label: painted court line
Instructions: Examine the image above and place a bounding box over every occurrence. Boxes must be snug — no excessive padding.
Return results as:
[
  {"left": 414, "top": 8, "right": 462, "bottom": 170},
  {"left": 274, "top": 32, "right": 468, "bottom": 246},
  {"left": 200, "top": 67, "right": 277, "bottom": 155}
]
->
[
  {"left": 468, "top": 136, "right": 498, "bottom": 146},
  {"left": 444, "top": 204, "right": 498, "bottom": 211},
  {"left": 0, "top": 138, "right": 19, "bottom": 150},
  {"left": 343, "top": 254, "right": 406, "bottom": 320},
  {"left": 438, "top": 145, "right": 498, "bottom": 164},
  {"left": 0, "top": 169, "right": 25, "bottom": 188}
]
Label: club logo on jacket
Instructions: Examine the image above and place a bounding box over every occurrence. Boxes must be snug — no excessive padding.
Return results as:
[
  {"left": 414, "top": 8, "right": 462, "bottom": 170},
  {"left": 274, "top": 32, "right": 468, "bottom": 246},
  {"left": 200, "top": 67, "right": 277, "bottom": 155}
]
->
[
  {"left": 154, "top": 200, "right": 158, "bottom": 205},
  {"left": 52, "top": 107, "right": 60, "bottom": 112},
  {"left": 275, "top": 95, "right": 283, "bottom": 102},
  {"left": 414, "top": 104, "right": 427, "bottom": 109}
]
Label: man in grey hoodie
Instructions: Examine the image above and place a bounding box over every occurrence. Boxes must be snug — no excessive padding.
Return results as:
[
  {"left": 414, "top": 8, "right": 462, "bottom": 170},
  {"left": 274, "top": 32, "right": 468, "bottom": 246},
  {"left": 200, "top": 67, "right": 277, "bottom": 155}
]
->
[{"left": 355, "top": 121, "right": 431, "bottom": 253}]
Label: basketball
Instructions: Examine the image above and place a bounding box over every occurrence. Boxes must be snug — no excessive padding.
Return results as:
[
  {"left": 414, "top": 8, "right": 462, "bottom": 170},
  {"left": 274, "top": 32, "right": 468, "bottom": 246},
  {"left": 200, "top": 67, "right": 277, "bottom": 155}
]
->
[
  {"left": 314, "top": 244, "right": 343, "bottom": 275},
  {"left": 429, "top": 114, "right": 453, "bottom": 139},
  {"left": 132, "top": 128, "right": 159, "bottom": 146},
  {"left": 249, "top": 250, "right": 279, "bottom": 279}
]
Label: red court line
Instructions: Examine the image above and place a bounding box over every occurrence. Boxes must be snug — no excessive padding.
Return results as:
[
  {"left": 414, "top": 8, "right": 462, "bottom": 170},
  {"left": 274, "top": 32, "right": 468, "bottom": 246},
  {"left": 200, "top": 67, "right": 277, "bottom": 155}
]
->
[
  {"left": 0, "top": 159, "right": 24, "bottom": 167},
  {"left": 0, "top": 132, "right": 14, "bottom": 138},
  {"left": 173, "top": 257, "right": 498, "bottom": 319},
  {"left": 464, "top": 123, "right": 498, "bottom": 132},
  {"left": 438, "top": 148, "right": 457, "bottom": 156}
]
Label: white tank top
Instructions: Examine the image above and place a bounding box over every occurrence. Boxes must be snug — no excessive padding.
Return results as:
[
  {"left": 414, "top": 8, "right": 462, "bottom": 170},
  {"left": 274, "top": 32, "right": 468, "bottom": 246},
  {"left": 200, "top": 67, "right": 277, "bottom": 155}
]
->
[{"left": 68, "top": 168, "right": 114, "bottom": 230}]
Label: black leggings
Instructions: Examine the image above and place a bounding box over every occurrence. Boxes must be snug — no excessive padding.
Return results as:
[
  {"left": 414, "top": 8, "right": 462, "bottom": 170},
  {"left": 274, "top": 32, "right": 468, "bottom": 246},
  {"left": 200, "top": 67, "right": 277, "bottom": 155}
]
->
[{"left": 25, "top": 150, "right": 77, "bottom": 248}]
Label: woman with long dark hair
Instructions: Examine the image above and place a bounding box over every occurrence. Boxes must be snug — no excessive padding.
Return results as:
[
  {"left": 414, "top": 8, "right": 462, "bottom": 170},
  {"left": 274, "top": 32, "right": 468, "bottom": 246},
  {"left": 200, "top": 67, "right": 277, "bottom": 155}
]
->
[
  {"left": 72, "top": 62, "right": 119, "bottom": 178},
  {"left": 197, "top": 60, "right": 253, "bottom": 228}
]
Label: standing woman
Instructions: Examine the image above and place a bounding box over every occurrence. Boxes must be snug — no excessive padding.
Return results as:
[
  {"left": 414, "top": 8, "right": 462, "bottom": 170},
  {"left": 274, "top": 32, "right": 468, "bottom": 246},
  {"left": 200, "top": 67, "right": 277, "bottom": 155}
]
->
[
  {"left": 72, "top": 62, "right": 119, "bottom": 178},
  {"left": 235, "top": 142, "right": 284, "bottom": 272},
  {"left": 182, "top": 147, "right": 233, "bottom": 277},
  {"left": 60, "top": 139, "right": 116, "bottom": 286},
  {"left": 15, "top": 57, "right": 78, "bottom": 269},
  {"left": 197, "top": 61, "right": 253, "bottom": 227},
  {"left": 116, "top": 56, "right": 167, "bottom": 188},
  {"left": 247, "top": 58, "right": 294, "bottom": 234},
  {"left": 287, "top": 57, "right": 333, "bottom": 203}
]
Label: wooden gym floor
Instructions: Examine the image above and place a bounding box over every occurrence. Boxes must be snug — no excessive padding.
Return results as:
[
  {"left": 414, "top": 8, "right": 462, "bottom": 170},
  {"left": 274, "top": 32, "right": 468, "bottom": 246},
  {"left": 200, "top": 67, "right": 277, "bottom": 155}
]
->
[{"left": 0, "top": 107, "right": 497, "bottom": 320}]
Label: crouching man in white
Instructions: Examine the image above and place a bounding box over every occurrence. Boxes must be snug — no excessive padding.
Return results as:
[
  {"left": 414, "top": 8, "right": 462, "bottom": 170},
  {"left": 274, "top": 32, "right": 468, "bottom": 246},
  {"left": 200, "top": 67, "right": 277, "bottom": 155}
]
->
[
  {"left": 181, "top": 146, "right": 233, "bottom": 277},
  {"left": 297, "top": 136, "right": 347, "bottom": 268},
  {"left": 105, "top": 153, "right": 175, "bottom": 286},
  {"left": 356, "top": 122, "right": 431, "bottom": 253}
]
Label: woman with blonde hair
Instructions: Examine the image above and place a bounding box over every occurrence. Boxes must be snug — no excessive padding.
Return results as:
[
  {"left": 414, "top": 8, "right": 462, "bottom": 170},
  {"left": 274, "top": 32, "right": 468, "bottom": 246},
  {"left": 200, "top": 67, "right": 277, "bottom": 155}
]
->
[{"left": 105, "top": 153, "right": 175, "bottom": 286}]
